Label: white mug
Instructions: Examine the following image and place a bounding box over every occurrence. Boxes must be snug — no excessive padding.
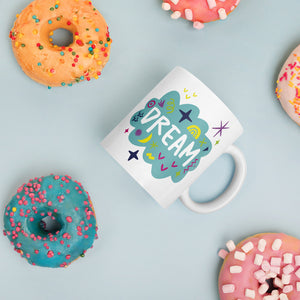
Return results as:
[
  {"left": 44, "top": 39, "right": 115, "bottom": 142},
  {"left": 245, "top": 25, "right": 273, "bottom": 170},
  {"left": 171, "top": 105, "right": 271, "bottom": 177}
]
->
[{"left": 101, "top": 67, "right": 247, "bottom": 213}]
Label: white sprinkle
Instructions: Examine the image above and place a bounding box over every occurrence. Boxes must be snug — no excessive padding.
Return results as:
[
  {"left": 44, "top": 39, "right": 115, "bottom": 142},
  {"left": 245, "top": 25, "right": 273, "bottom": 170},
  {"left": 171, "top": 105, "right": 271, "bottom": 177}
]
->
[
  {"left": 283, "top": 264, "right": 294, "bottom": 274},
  {"left": 230, "top": 5, "right": 235, "bottom": 11},
  {"left": 218, "top": 249, "right": 228, "bottom": 259},
  {"left": 272, "top": 290, "right": 279, "bottom": 297},
  {"left": 254, "top": 254, "right": 263, "bottom": 266},
  {"left": 242, "top": 242, "right": 254, "bottom": 253},
  {"left": 170, "top": 0, "right": 179, "bottom": 4},
  {"left": 270, "top": 257, "right": 281, "bottom": 266},
  {"left": 245, "top": 289, "right": 255, "bottom": 299},
  {"left": 283, "top": 285, "right": 293, "bottom": 293},
  {"left": 266, "top": 272, "right": 277, "bottom": 279},
  {"left": 230, "top": 266, "right": 242, "bottom": 274},
  {"left": 296, "top": 282, "right": 300, "bottom": 292},
  {"left": 206, "top": 0, "right": 216, "bottom": 9},
  {"left": 235, "top": 0, "right": 240, "bottom": 5},
  {"left": 279, "top": 294, "right": 289, "bottom": 300},
  {"left": 282, "top": 274, "right": 291, "bottom": 285},
  {"left": 184, "top": 9, "right": 193, "bottom": 21},
  {"left": 226, "top": 240, "right": 236, "bottom": 252},
  {"left": 274, "top": 277, "right": 283, "bottom": 289},
  {"left": 272, "top": 239, "right": 282, "bottom": 251},
  {"left": 295, "top": 267, "right": 300, "bottom": 278},
  {"left": 218, "top": 8, "right": 227, "bottom": 20},
  {"left": 258, "top": 283, "right": 269, "bottom": 295},
  {"left": 258, "top": 239, "right": 267, "bottom": 252},
  {"left": 283, "top": 253, "right": 293, "bottom": 264},
  {"left": 162, "top": 3, "right": 171, "bottom": 10},
  {"left": 295, "top": 255, "right": 300, "bottom": 266},
  {"left": 263, "top": 296, "right": 277, "bottom": 300},
  {"left": 193, "top": 21, "right": 204, "bottom": 30},
  {"left": 171, "top": 11, "right": 181, "bottom": 19},
  {"left": 222, "top": 284, "right": 235, "bottom": 293},
  {"left": 234, "top": 251, "right": 246, "bottom": 261}
]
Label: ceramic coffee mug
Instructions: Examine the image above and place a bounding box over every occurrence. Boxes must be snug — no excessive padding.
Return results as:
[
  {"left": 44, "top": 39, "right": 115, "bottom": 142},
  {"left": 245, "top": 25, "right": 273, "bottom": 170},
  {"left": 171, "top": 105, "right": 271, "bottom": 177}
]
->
[{"left": 101, "top": 67, "right": 247, "bottom": 213}]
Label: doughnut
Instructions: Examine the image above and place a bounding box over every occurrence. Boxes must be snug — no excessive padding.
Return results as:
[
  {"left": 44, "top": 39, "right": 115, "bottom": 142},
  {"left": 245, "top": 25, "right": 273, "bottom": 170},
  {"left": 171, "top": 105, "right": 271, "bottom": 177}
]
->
[
  {"left": 9, "top": 0, "right": 112, "bottom": 88},
  {"left": 218, "top": 233, "right": 300, "bottom": 300},
  {"left": 3, "top": 175, "right": 98, "bottom": 268},
  {"left": 276, "top": 45, "right": 300, "bottom": 126},
  {"left": 161, "top": 0, "right": 241, "bottom": 29}
]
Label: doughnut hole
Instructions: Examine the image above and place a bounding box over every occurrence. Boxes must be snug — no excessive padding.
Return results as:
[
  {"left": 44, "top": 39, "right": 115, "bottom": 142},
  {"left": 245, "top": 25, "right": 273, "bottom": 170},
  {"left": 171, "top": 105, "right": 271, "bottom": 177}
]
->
[
  {"left": 27, "top": 213, "right": 63, "bottom": 237},
  {"left": 49, "top": 28, "right": 73, "bottom": 47}
]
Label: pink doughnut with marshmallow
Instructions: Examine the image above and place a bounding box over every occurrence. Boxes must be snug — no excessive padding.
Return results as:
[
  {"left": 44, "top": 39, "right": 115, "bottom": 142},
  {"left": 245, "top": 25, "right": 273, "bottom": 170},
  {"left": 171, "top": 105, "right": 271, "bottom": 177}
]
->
[
  {"left": 161, "top": 0, "right": 241, "bottom": 29},
  {"left": 218, "top": 233, "right": 300, "bottom": 300}
]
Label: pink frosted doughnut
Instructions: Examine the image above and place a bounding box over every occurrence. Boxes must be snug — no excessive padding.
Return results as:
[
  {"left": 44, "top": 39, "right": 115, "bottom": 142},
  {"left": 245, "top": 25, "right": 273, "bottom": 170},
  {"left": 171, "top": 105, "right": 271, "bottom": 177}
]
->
[
  {"left": 161, "top": 0, "right": 241, "bottom": 29},
  {"left": 276, "top": 45, "right": 300, "bottom": 126},
  {"left": 218, "top": 233, "right": 300, "bottom": 300}
]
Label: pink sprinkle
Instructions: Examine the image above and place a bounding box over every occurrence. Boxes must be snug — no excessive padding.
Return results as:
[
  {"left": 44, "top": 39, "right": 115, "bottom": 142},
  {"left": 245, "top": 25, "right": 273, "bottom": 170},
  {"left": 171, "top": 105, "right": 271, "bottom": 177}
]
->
[
  {"left": 29, "top": 217, "right": 34, "bottom": 222},
  {"left": 54, "top": 175, "right": 59, "bottom": 180},
  {"left": 48, "top": 201, "right": 52, "bottom": 206},
  {"left": 66, "top": 255, "right": 71, "bottom": 260},
  {"left": 47, "top": 250, "right": 54, "bottom": 258},
  {"left": 66, "top": 216, "right": 72, "bottom": 223},
  {"left": 48, "top": 185, "right": 53, "bottom": 189},
  {"left": 35, "top": 250, "right": 39, "bottom": 254}
]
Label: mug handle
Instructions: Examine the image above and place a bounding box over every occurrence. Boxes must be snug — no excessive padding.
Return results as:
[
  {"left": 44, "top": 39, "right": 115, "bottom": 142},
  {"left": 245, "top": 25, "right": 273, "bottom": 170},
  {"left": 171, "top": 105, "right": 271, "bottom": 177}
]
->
[{"left": 179, "top": 144, "right": 247, "bottom": 214}]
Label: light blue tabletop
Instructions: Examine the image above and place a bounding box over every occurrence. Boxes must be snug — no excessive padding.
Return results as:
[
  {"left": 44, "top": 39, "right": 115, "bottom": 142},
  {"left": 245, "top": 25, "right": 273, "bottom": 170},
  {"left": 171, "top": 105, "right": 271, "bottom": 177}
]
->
[{"left": 1, "top": 0, "right": 300, "bottom": 299}]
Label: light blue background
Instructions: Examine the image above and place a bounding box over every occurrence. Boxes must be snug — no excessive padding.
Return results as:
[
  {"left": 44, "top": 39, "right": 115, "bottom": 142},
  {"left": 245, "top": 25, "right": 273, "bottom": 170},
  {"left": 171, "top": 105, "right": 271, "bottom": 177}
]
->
[{"left": 0, "top": 0, "right": 300, "bottom": 299}]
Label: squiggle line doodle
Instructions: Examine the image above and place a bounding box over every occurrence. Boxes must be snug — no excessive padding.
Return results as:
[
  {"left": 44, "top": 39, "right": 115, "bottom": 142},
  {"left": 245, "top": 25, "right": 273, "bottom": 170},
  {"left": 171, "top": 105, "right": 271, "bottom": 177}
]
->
[
  {"left": 166, "top": 98, "right": 175, "bottom": 114},
  {"left": 183, "top": 159, "right": 199, "bottom": 173},
  {"left": 146, "top": 153, "right": 155, "bottom": 160}
]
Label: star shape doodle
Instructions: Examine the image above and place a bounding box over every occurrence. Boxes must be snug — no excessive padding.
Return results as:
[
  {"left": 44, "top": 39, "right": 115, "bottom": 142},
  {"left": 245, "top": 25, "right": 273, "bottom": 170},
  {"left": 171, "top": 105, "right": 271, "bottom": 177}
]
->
[
  {"left": 179, "top": 109, "right": 192, "bottom": 123},
  {"left": 212, "top": 121, "right": 230, "bottom": 137},
  {"left": 128, "top": 150, "right": 139, "bottom": 161},
  {"left": 150, "top": 141, "right": 158, "bottom": 149},
  {"left": 199, "top": 138, "right": 206, "bottom": 147}
]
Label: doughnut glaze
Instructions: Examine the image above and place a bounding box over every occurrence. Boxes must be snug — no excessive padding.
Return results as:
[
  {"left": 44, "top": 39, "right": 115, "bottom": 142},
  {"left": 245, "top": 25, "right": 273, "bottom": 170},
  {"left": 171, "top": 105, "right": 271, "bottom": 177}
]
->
[
  {"left": 276, "top": 45, "right": 300, "bottom": 126},
  {"left": 9, "top": 0, "right": 111, "bottom": 87},
  {"left": 161, "top": 0, "right": 241, "bottom": 29},
  {"left": 218, "top": 233, "right": 300, "bottom": 300},
  {"left": 3, "top": 175, "right": 98, "bottom": 268}
]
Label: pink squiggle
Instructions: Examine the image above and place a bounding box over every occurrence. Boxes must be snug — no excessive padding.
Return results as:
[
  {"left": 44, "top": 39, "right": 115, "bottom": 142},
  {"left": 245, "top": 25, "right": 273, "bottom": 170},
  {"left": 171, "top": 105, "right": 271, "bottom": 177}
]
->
[{"left": 184, "top": 159, "right": 199, "bottom": 173}]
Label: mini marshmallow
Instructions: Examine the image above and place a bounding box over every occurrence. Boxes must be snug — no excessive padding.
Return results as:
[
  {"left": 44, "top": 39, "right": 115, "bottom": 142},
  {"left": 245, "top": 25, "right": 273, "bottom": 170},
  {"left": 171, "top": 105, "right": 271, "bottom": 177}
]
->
[
  {"left": 283, "top": 253, "right": 293, "bottom": 264},
  {"left": 230, "top": 266, "right": 242, "bottom": 274},
  {"left": 295, "top": 255, "right": 300, "bottom": 266},
  {"left": 258, "top": 239, "right": 267, "bottom": 252},
  {"left": 295, "top": 267, "right": 300, "bottom": 278},
  {"left": 193, "top": 21, "right": 204, "bottom": 30},
  {"left": 171, "top": 11, "right": 181, "bottom": 19},
  {"left": 222, "top": 284, "right": 235, "bottom": 294},
  {"left": 272, "top": 239, "right": 282, "bottom": 251},
  {"left": 271, "top": 290, "right": 279, "bottom": 297},
  {"left": 296, "top": 282, "right": 300, "bottom": 292},
  {"left": 161, "top": 3, "right": 171, "bottom": 10},
  {"left": 207, "top": 0, "right": 216, "bottom": 9},
  {"left": 245, "top": 289, "right": 255, "bottom": 299},
  {"left": 254, "top": 254, "right": 263, "bottom": 266},
  {"left": 170, "top": 0, "right": 179, "bottom": 4},
  {"left": 282, "top": 274, "right": 291, "bottom": 285},
  {"left": 283, "top": 285, "right": 293, "bottom": 293},
  {"left": 262, "top": 260, "right": 271, "bottom": 272},
  {"left": 270, "top": 257, "right": 281, "bottom": 266},
  {"left": 283, "top": 264, "right": 294, "bottom": 274},
  {"left": 218, "top": 8, "right": 227, "bottom": 20},
  {"left": 218, "top": 249, "right": 228, "bottom": 259},
  {"left": 266, "top": 272, "right": 277, "bottom": 279},
  {"left": 279, "top": 294, "right": 289, "bottom": 300},
  {"left": 184, "top": 9, "right": 193, "bottom": 21},
  {"left": 274, "top": 277, "right": 283, "bottom": 289},
  {"left": 258, "top": 283, "right": 269, "bottom": 295},
  {"left": 270, "top": 266, "right": 280, "bottom": 274},
  {"left": 234, "top": 251, "right": 246, "bottom": 261},
  {"left": 254, "top": 270, "right": 266, "bottom": 280},
  {"left": 242, "top": 242, "right": 254, "bottom": 253},
  {"left": 263, "top": 296, "right": 276, "bottom": 300},
  {"left": 226, "top": 240, "right": 236, "bottom": 252}
]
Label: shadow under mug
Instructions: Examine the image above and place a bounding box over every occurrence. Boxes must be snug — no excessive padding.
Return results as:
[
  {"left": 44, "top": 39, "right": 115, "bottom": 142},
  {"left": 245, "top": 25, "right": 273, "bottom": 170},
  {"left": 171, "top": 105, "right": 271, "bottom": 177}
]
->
[{"left": 101, "top": 67, "right": 247, "bottom": 213}]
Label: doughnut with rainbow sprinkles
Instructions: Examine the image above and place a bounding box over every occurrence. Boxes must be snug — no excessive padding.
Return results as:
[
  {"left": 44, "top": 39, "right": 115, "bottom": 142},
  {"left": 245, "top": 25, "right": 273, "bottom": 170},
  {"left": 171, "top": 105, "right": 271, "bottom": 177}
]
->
[
  {"left": 9, "top": 0, "right": 112, "bottom": 87},
  {"left": 3, "top": 174, "right": 98, "bottom": 268},
  {"left": 218, "top": 233, "right": 300, "bottom": 300},
  {"left": 161, "top": 0, "right": 241, "bottom": 29},
  {"left": 276, "top": 45, "right": 300, "bottom": 126}
]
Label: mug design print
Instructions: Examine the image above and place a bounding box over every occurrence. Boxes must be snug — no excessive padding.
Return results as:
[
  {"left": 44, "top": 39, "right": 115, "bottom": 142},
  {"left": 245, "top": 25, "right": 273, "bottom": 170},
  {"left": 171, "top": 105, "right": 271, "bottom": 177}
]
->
[{"left": 128, "top": 91, "right": 212, "bottom": 183}]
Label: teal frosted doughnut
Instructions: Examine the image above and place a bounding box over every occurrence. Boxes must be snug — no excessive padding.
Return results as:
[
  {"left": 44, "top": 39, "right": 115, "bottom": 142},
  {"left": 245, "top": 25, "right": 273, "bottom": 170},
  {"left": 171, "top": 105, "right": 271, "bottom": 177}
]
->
[{"left": 3, "top": 175, "right": 98, "bottom": 268}]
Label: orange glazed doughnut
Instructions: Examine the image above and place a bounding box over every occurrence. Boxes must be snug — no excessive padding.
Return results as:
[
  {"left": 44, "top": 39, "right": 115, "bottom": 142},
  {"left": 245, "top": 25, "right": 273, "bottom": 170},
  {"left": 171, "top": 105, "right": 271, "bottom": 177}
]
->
[
  {"left": 9, "top": 0, "right": 112, "bottom": 87},
  {"left": 218, "top": 233, "right": 300, "bottom": 300}
]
